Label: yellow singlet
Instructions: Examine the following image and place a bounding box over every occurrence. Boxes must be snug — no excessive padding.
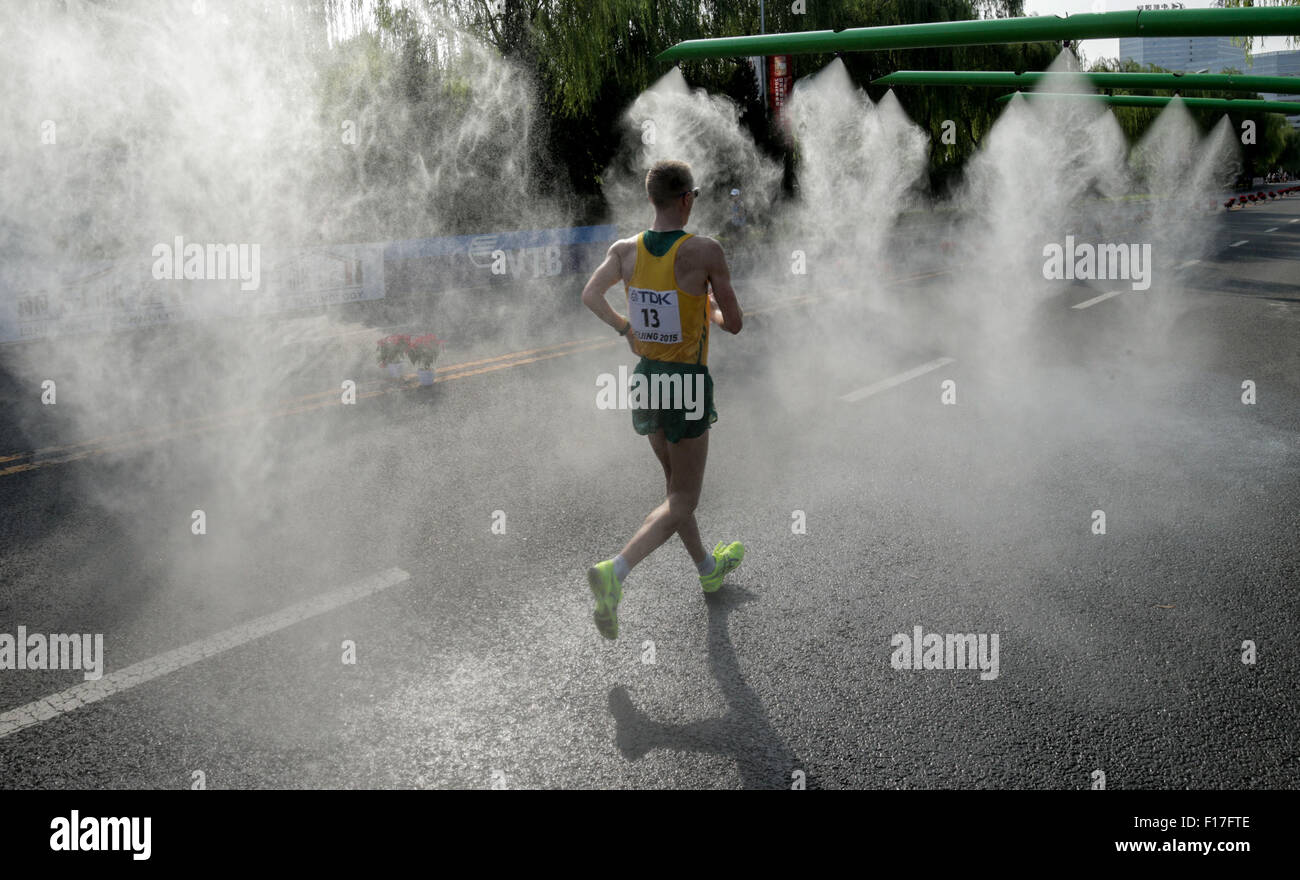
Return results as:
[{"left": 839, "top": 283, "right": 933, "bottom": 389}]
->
[{"left": 625, "top": 232, "right": 709, "bottom": 366}]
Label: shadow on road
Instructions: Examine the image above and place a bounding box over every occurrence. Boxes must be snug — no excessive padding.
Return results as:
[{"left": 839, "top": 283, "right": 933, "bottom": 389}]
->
[{"left": 608, "top": 585, "right": 808, "bottom": 789}]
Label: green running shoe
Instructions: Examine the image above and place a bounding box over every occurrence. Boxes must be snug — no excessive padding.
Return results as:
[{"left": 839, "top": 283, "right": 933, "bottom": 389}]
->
[
  {"left": 700, "top": 540, "right": 744, "bottom": 593},
  {"left": 588, "top": 560, "right": 623, "bottom": 640}
]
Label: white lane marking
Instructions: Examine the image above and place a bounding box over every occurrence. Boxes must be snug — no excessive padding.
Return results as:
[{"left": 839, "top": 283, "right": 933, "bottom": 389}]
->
[
  {"left": 1175, "top": 260, "right": 1200, "bottom": 269},
  {"left": 1265, "top": 227, "right": 1279, "bottom": 233},
  {"left": 0, "top": 567, "right": 411, "bottom": 740},
  {"left": 1290, "top": 219, "right": 1299, "bottom": 224},
  {"left": 1071, "top": 290, "right": 1124, "bottom": 310},
  {"left": 1230, "top": 240, "right": 1249, "bottom": 247},
  {"left": 840, "top": 357, "right": 955, "bottom": 402}
]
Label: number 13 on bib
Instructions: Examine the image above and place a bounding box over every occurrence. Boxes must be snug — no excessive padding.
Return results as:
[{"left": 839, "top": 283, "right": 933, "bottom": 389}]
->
[{"left": 627, "top": 286, "right": 683, "bottom": 344}]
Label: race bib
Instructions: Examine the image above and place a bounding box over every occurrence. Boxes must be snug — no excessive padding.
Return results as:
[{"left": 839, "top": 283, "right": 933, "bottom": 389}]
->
[{"left": 627, "top": 287, "right": 682, "bottom": 345}]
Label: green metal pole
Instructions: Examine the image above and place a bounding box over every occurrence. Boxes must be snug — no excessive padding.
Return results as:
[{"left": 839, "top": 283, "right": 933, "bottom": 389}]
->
[
  {"left": 873, "top": 71, "right": 1300, "bottom": 94},
  {"left": 657, "top": 7, "right": 1300, "bottom": 62},
  {"left": 995, "top": 92, "right": 1300, "bottom": 115}
]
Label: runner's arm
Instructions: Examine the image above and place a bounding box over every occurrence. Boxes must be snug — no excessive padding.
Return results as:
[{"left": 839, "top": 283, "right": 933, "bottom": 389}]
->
[
  {"left": 704, "top": 240, "right": 742, "bottom": 334},
  {"left": 581, "top": 244, "right": 630, "bottom": 332}
]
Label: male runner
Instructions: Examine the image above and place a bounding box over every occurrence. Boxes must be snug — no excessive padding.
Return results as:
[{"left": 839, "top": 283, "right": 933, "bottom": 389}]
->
[{"left": 580, "top": 159, "right": 745, "bottom": 640}]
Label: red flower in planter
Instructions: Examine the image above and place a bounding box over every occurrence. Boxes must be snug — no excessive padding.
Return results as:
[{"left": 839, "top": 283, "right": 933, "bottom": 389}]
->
[{"left": 406, "top": 334, "right": 445, "bottom": 370}]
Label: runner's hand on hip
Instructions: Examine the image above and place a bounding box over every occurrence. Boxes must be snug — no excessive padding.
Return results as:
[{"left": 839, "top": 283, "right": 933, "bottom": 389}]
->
[{"left": 707, "top": 292, "right": 725, "bottom": 326}]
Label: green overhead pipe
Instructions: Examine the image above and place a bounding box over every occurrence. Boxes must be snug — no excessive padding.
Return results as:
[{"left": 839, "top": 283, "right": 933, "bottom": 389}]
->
[
  {"left": 657, "top": 7, "right": 1300, "bottom": 62},
  {"left": 873, "top": 70, "right": 1300, "bottom": 94},
  {"left": 995, "top": 92, "right": 1300, "bottom": 115}
]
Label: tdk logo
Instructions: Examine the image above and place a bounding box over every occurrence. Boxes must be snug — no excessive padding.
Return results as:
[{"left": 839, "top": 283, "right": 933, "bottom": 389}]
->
[{"left": 629, "top": 288, "right": 675, "bottom": 307}]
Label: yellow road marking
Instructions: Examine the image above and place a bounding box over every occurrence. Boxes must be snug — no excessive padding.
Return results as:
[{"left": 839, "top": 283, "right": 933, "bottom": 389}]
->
[
  {"left": 2, "top": 278, "right": 919, "bottom": 478},
  {"left": 0, "top": 336, "right": 612, "bottom": 467},
  {"left": 0, "top": 337, "right": 620, "bottom": 477}
]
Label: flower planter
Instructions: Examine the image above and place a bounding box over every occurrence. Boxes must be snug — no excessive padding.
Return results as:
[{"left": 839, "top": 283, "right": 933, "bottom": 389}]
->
[
  {"left": 417, "top": 368, "right": 435, "bottom": 386},
  {"left": 386, "top": 362, "right": 402, "bottom": 380}
]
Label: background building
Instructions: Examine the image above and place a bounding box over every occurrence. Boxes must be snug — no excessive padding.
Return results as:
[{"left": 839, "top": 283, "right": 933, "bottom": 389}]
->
[{"left": 1118, "top": 36, "right": 1300, "bottom": 129}]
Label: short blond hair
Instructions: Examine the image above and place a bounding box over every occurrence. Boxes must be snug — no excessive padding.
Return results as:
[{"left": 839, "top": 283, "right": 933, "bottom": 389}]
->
[{"left": 645, "top": 160, "right": 694, "bottom": 209}]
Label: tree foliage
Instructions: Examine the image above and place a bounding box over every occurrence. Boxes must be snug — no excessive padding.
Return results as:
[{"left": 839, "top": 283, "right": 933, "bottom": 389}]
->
[
  {"left": 1085, "top": 56, "right": 1297, "bottom": 177},
  {"left": 308, "top": 0, "right": 1292, "bottom": 232}
]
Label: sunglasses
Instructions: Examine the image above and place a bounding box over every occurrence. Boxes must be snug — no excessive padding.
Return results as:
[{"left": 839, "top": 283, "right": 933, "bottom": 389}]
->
[{"left": 680, "top": 187, "right": 701, "bottom": 200}]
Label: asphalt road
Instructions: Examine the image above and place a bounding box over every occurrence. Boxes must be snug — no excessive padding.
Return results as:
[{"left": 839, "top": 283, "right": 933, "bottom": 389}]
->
[{"left": 1, "top": 194, "right": 1297, "bottom": 789}]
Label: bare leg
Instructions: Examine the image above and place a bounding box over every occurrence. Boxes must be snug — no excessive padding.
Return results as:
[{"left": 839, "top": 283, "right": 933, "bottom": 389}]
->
[
  {"left": 621, "top": 431, "right": 709, "bottom": 568},
  {"left": 647, "top": 430, "right": 708, "bottom": 565}
]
